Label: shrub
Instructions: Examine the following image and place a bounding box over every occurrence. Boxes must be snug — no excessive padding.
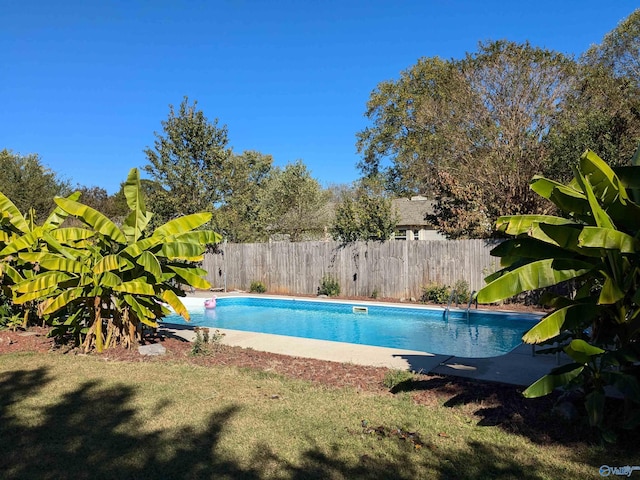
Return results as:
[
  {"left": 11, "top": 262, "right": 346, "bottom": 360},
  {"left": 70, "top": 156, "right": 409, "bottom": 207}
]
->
[
  {"left": 249, "top": 281, "right": 267, "bottom": 293},
  {"left": 420, "top": 283, "right": 450, "bottom": 304},
  {"left": 452, "top": 280, "right": 471, "bottom": 304},
  {"left": 191, "top": 327, "right": 225, "bottom": 356},
  {"left": 318, "top": 275, "right": 340, "bottom": 297}
]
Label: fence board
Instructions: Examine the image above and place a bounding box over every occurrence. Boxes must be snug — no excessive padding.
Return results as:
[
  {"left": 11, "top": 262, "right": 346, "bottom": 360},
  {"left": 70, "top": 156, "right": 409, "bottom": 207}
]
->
[{"left": 203, "top": 240, "right": 499, "bottom": 298}]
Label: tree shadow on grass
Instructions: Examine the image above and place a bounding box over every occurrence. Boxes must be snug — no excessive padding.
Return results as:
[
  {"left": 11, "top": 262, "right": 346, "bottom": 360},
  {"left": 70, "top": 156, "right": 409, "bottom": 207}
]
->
[
  {"left": 390, "top": 375, "right": 639, "bottom": 468},
  {"left": 0, "top": 367, "right": 619, "bottom": 479}
]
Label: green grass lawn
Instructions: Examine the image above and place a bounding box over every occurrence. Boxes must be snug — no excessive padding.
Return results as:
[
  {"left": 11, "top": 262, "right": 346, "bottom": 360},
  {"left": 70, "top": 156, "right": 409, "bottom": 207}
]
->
[{"left": 0, "top": 352, "right": 636, "bottom": 479}]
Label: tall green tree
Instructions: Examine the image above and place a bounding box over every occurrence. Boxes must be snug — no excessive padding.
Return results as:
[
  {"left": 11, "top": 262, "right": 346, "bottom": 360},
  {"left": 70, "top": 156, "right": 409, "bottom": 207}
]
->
[
  {"left": 583, "top": 9, "right": 640, "bottom": 87},
  {"left": 143, "top": 97, "right": 233, "bottom": 223},
  {"left": 357, "top": 41, "right": 576, "bottom": 238},
  {"left": 331, "top": 179, "right": 397, "bottom": 242},
  {"left": 0, "top": 149, "right": 70, "bottom": 223},
  {"left": 546, "top": 10, "right": 640, "bottom": 182},
  {"left": 213, "top": 150, "right": 273, "bottom": 242},
  {"left": 261, "top": 161, "right": 330, "bottom": 241}
]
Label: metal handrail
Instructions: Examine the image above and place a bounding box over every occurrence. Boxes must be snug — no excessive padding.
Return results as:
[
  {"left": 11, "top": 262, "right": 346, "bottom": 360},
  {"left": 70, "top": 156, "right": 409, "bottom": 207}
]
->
[
  {"left": 444, "top": 289, "right": 460, "bottom": 320},
  {"left": 466, "top": 291, "right": 478, "bottom": 320}
]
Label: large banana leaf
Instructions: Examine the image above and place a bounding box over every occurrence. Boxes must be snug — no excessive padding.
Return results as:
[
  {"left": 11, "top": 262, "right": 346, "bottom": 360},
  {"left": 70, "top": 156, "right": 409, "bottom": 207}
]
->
[
  {"left": 530, "top": 176, "right": 590, "bottom": 218},
  {"left": 579, "top": 150, "right": 628, "bottom": 204},
  {"left": 159, "top": 242, "right": 205, "bottom": 261},
  {"left": 42, "top": 287, "right": 86, "bottom": 315},
  {"left": 113, "top": 280, "right": 155, "bottom": 296},
  {"left": 137, "top": 251, "right": 162, "bottom": 282},
  {"left": 93, "top": 254, "right": 127, "bottom": 274},
  {"left": 529, "top": 176, "right": 577, "bottom": 199},
  {"left": 122, "top": 169, "right": 153, "bottom": 244},
  {"left": 99, "top": 271, "right": 122, "bottom": 287},
  {"left": 152, "top": 212, "right": 212, "bottom": 238},
  {"left": 0, "top": 263, "right": 24, "bottom": 283},
  {"left": 565, "top": 339, "right": 605, "bottom": 365},
  {"left": 14, "top": 271, "right": 73, "bottom": 294},
  {"left": 18, "top": 252, "right": 90, "bottom": 274},
  {"left": 171, "top": 230, "right": 222, "bottom": 245},
  {"left": 40, "top": 255, "right": 91, "bottom": 274},
  {"left": 495, "top": 215, "right": 572, "bottom": 236},
  {"left": 522, "top": 363, "right": 584, "bottom": 398},
  {"left": 12, "top": 285, "right": 59, "bottom": 304},
  {"left": 575, "top": 171, "right": 615, "bottom": 230},
  {"left": 121, "top": 237, "right": 164, "bottom": 258},
  {"left": 528, "top": 224, "right": 611, "bottom": 260},
  {"left": 55, "top": 197, "right": 127, "bottom": 243},
  {"left": 523, "top": 304, "right": 600, "bottom": 344},
  {"left": 0, "top": 231, "right": 41, "bottom": 255},
  {"left": 476, "top": 258, "right": 593, "bottom": 303},
  {"left": 123, "top": 294, "right": 158, "bottom": 328},
  {"left": 599, "top": 276, "right": 625, "bottom": 304},
  {"left": 123, "top": 168, "right": 147, "bottom": 212},
  {"left": 160, "top": 289, "right": 190, "bottom": 321},
  {"left": 490, "top": 238, "right": 576, "bottom": 267},
  {"left": 43, "top": 191, "right": 82, "bottom": 230},
  {"left": 50, "top": 227, "right": 95, "bottom": 244},
  {"left": 41, "top": 231, "right": 83, "bottom": 260},
  {"left": 166, "top": 265, "right": 211, "bottom": 290},
  {"left": 122, "top": 210, "right": 153, "bottom": 244},
  {"left": 577, "top": 226, "right": 639, "bottom": 253},
  {"left": 0, "top": 191, "right": 29, "bottom": 233}
]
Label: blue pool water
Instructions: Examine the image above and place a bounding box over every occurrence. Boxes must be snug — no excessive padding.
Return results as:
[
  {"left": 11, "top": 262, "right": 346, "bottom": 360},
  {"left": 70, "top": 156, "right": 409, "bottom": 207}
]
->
[{"left": 161, "top": 297, "right": 540, "bottom": 358}]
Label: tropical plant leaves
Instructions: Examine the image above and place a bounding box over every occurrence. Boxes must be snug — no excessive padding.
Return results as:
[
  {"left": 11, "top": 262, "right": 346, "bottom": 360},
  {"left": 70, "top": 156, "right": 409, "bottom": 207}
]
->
[
  {"left": 160, "top": 289, "right": 190, "bottom": 321},
  {"left": 522, "top": 304, "right": 599, "bottom": 344},
  {"left": 167, "top": 265, "right": 211, "bottom": 290},
  {"left": 476, "top": 258, "right": 592, "bottom": 303},
  {"left": 55, "top": 197, "right": 127, "bottom": 243},
  {"left": 522, "top": 363, "right": 584, "bottom": 398},
  {"left": 0, "top": 167, "right": 219, "bottom": 352},
  {"left": 152, "top": 212, "right": 212, "bottom": 238}
]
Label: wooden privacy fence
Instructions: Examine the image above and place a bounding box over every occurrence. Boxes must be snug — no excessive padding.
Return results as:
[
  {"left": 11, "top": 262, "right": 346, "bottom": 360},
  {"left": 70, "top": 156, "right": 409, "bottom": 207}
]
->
[{"left": 202, "top": 240, "right": 500, "bottom": 299}]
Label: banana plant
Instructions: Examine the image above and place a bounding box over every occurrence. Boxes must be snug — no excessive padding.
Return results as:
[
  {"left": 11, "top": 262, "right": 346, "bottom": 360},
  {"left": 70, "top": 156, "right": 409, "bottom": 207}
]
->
[
  {"left": 476, "top": 149, "right": 640, "bottom": 434},
  {"left": 0, "top": 190, "right": 84, "bottom": 327},
  {"left": 11, "top": 168, "right": 221, "bottom": 352}
]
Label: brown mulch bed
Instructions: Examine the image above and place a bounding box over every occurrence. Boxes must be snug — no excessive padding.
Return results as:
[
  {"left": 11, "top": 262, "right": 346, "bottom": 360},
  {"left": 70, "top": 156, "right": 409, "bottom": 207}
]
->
[{"left": 0, "top": 321, "right": 605, "bottom": 446}]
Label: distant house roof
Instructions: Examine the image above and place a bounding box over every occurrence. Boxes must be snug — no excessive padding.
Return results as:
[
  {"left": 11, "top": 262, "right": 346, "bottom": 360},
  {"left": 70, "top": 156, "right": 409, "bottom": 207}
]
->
[{"left": 392, "top": 197, "right": 436, "bottom": 227}]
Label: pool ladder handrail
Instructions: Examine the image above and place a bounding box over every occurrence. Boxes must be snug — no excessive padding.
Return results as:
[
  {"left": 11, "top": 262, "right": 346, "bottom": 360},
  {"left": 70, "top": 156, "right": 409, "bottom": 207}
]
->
[
  {"left": 465, "top": 291, "right": 478, "bottom": 320},
  {"left": 444, "top": 289, "right": 478, "bottom": 321},
  {"left": 443, "top": 289, "right": 460, "bottom": 320}
]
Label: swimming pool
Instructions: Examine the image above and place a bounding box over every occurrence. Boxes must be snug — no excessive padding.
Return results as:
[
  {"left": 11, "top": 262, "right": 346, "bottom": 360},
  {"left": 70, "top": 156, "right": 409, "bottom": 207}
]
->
[{"left": 161, "top": 296, "right": 540, "bottom": 358}]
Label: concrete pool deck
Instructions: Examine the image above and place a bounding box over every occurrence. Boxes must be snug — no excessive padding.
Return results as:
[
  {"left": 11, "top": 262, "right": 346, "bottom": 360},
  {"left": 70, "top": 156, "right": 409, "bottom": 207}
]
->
[{"left": 160, "top": 292, "right": 562, "bottom": 387}]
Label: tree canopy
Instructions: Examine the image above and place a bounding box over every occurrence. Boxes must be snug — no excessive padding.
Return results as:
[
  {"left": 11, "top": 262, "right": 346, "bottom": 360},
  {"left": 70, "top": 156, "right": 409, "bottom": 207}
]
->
[
  {"left": 545, "top": 9, "right": 640, "bottom": 182},
  {"left": 331, "top": 178, "right": 397, "bottom": 242},
  {"left": 143, "top": 97, "right": 233, "bottom": 222},
  {"left": 260, "top": 161, "right": 330, "bottom": 242},
  {"left": 357, "top": 27, "right": 640, "bottom": 238},
  {"left": 357, "top": 41, "right": 576, "bottom": 237},
  {"left": 0, "top": 149, "right": 70, "bottom": 223}
]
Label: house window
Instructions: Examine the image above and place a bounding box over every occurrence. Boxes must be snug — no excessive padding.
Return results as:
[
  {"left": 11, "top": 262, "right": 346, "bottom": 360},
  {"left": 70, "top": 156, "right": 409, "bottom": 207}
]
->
[
  {"left": 395, "top": 229, "right": 407, "bottom": 240},
  {"left": 413, "top": 230, "right": 419, "bottom": 240}
]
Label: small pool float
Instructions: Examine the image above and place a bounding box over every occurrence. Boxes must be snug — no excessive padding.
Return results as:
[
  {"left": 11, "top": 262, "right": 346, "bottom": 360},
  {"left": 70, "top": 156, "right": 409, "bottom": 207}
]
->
[{"left": 204, "top": 297, "right": 217, "bottom": 309}]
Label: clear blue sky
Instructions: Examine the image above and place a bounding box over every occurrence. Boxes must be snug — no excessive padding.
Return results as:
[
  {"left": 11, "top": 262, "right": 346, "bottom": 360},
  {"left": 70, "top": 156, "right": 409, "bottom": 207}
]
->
[{"left": 1, "top": 1, "right": 636, "bottom": 194}]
